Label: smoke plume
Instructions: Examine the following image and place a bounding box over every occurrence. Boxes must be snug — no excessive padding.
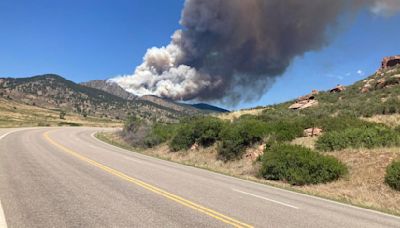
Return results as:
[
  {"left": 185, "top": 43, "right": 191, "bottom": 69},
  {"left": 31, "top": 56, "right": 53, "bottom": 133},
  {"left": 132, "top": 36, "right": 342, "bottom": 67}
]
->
[{"left": 112, "top": 0, "right": 400, "bottom": 104}]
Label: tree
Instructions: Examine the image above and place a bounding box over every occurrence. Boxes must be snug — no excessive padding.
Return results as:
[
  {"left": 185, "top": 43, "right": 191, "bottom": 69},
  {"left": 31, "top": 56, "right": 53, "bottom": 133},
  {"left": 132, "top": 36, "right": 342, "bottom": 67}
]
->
[{"left": 59, "top": 111, "right": 66, "bottom": 120}]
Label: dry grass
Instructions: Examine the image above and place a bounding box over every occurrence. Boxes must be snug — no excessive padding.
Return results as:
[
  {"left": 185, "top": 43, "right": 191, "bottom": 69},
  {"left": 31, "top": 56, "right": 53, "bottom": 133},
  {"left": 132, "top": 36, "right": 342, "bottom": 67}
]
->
[
  {"left": 0, "top": 98, "right": 122, "bottom": 128},
  {"left": 291, "top": 137, "right": 318, "bottom": 149},
  {"left": 217, "top": 108, "right": 266, "bottom": 121},
  {"left": 98, "top": 131, "right": 400, "bottom": 215},
  {"left": 363, "top": 114, "right": 400, "bottom": 127}
]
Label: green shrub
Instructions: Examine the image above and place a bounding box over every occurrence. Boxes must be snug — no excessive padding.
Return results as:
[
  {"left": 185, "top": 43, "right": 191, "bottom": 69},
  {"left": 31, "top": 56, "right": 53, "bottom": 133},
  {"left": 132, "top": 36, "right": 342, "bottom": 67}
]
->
[
  {"left": 260, "top": 144, "right": 347, "bottom": 185},
  {"left": 312, "top": 115, "right": 376, "bottom": 133},
  {"left": 316, "top": 126, "right": 400, "bottom": 151},
  {"left": 193, "top": 117, "right": 225, "bottom": 147},
  {"left": 264, "top": 120, "right": 306, "bottom": 142},
  {"left": 169, "top": 116, "right": 225, "bottom": 151},
  {"left": 169, "top": 123, "right": 196, "bottom": 151},
  {"left": 385, "top": 160, "right": 400, "bottom": 191},
  {"left": 144, "top": 123, "right": 179, "bottom": 148},
  {"left": 123, "top": 115, "right": 142, "bottom": 132},
  {"left": 121, "top": 117, "right": 152, "bottom": 148},
  {"left": 218, "top": 119, "right": 268, "bottom": 161}
]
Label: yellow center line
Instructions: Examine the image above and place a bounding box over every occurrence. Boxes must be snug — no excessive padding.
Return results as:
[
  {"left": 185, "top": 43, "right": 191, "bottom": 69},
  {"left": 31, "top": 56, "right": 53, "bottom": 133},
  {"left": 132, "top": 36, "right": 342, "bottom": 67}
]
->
[{"left": 43, "top": 131, "right": 253, "bottom": 228}]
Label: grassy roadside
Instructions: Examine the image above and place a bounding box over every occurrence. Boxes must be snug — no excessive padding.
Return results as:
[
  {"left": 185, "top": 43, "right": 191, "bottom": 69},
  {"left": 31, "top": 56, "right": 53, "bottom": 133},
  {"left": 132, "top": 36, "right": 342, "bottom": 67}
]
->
[{"left": 96, "top": 131, "right": 400, "bottom": 216}]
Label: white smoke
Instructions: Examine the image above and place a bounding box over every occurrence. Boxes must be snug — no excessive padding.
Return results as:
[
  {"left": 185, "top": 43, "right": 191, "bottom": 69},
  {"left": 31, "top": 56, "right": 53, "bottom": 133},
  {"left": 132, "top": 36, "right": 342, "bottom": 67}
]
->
[
  {"left": 370, "top": 0, "right": 400, "bottom": 16},
  {"left": 111, "top": 30, "right": 220, "bottom": 100},
  {"left": 112, "top": 0, "right": 400, "bottom": 104}
]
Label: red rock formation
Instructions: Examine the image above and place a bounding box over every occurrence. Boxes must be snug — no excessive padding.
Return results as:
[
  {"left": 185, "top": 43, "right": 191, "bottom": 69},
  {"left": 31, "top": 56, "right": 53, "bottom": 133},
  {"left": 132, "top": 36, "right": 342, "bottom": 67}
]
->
[
  {"left": 381, "top": 55, "right": 400, "bottom": 69},
  {"left": 288, "top": 90, "right": 320, "bottom": 110},
  {"left": 330, "top": 85, "right": 346, "bottom": 93}
]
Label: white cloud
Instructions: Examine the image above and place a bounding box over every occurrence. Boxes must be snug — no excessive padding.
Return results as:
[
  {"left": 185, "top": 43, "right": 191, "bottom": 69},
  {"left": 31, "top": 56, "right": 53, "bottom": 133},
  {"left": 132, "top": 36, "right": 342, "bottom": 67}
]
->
[
  {"left": 326, "top": 74, "right": 344, "bottom": 81},
  {"left": 357, "top": 70, "right": 365, "bottom": 76}
]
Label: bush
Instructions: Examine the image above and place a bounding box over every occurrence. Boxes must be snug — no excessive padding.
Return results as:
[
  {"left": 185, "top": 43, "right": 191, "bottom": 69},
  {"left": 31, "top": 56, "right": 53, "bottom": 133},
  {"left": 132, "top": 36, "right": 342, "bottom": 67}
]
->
[
  {"left": 264, "top": 120, "right": 306, "bottom": 142},
  {"left": 193, "top": 117, "right": 225, "bottom": 147},
  {"left": 218, "top": 119, "right": 268, "bottom": 161},
  {"left": 169, "top": 123, "right": 196, "bottom": 151},
  {"left": 169, "top": 117, "right": 225, "bottom": 151},
  {"left": 385, "top": 160, "right": 400, "bottom": 191},
  {"left": 260, "top": 144, "right": 347, "bottom": 185},
  {"left": 59, "top": 111, "right": 66, "bottom": 119},
  {"left": 121, "top": 116, "right": 153, "bottom": 147},
  {"left": 316, "top": 126, "right": 400, "bottom": 152},
  {"left": 144, "top": 123, "right": 178, "bottom": 148}
]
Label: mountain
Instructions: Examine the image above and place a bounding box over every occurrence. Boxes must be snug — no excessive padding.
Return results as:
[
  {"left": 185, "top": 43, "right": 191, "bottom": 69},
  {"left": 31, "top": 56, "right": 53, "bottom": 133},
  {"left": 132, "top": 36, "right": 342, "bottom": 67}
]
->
[
  {"left": 0, "top": 74, "right": 200, "bottom": 122},
  {"left": 80, "top": 80, "right": 138, "bottom": 101},
  {"left": 139, "top": 95, "right": 202, "bottom": 115},
  {"left": 190, "top": 103, "right": 229, "bottom": 113},
  {"left": 82, "top": 80, "right": 229, "bottom": 115}
]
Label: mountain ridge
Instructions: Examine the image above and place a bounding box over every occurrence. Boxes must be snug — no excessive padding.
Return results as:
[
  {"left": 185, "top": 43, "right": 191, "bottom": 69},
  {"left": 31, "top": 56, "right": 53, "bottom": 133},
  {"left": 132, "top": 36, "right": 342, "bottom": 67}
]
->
[
  {"left": 0, "top": 74, "right": 229, "bottom": 123},
  {"left": 81, "top": 80, "right": 230, "bottom": 114}
]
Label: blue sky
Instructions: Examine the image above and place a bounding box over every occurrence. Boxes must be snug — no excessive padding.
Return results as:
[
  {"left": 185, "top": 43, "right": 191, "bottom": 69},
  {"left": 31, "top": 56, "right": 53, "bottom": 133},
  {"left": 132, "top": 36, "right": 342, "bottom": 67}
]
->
[{"left": 1, "top": 0, "right": 400, "bottom": 109}]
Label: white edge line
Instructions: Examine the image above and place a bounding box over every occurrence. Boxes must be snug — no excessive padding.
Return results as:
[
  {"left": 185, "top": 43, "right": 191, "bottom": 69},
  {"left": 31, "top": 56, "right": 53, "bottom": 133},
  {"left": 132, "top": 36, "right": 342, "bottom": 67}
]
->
[
  {"left": 0, "top": 200, "right": 8, "bottom": 228},
  {"left": 0, "top": 127, "right": 39, "bottom": 141},
  {"left": 0, "top": 130, "right": 19, "bottom": 140},
  {"left": 91, "top": 130, "right": 400, "bottom": 220},
  {"left": 232, "top": 189, "right": 299, "bottom": 210}
]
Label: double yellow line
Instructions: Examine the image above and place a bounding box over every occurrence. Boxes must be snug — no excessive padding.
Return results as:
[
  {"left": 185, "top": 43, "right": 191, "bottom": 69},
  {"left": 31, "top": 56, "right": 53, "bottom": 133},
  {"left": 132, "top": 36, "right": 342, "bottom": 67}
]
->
[{"left": 43, "top": 131, "right": 253, "bottom": 228}]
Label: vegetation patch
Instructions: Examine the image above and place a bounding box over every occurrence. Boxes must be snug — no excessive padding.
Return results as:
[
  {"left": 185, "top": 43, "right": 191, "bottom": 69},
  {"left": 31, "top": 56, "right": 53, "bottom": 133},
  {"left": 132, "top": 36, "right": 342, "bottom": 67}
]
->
[
  {"left": 260, "top": 144, "right": 348, "bottom": 185},
  {"left": 218, "top": 118, "right": 268, "bottom": 161},
  {"left": 57, "top": 122, "right": 82, "bottom": 127},
  {"left": 170, "top": 116, "right": 225, "bottom": 151},
  {"left": 316, "top": 126, "right": 400, "bottom": 152},
  {"left": 385, "top": 160, "right": 400, "bottom": 191}
]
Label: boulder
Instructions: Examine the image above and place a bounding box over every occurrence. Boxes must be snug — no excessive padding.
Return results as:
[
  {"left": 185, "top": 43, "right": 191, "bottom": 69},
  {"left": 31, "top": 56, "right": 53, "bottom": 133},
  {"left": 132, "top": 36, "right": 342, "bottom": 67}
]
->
[
  {"left": 244, "top": 144, "right": 265, "bottom": 161},
  {"left": 303, "top": 128, "right": 323, "bottom": 137},
  {"left": 190, "top": 143, "right": 199, "bottom": 151},
  {"left": 376, "top": 78, "right": 386, "bottom": 89},
  {"left": 330, "top": 85, "right": 346, "bottom": 93},
  {"left": 289, "top": 100, "right": 318, "bottom": 110},
  {"left": 361, "top": 86, "right": 370, "bottom": 93},
  {"left": 361, "top": 81, "right": 373, "bottom": 93},
  {"left": 289, "top": 90, "right": 320, "bottom": 110}
]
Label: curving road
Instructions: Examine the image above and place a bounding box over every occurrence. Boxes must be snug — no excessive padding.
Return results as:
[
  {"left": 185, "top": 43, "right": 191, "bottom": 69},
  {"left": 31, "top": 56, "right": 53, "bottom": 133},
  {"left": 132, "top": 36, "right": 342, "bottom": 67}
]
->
[{"left": 0, "top": 127, "right": 399, "bottom": 228}]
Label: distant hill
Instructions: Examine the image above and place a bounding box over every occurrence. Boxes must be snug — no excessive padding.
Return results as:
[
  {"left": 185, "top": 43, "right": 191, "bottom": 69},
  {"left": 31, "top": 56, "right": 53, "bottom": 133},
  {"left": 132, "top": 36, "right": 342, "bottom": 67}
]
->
[
  {"left": 190, "top": 103, "right": 229, "bottom": 113},
  {"left": 81, "top": 80, "right": 138, "bottom": 101},
  {"left": 82, "top": 80, "right": 229, "bottom": 115},
  {"left": 139, "top": 95, "right": 202, "bottom": 115},
  {"left": 0, "top": 74, "right": 200, "bottom": 122}
]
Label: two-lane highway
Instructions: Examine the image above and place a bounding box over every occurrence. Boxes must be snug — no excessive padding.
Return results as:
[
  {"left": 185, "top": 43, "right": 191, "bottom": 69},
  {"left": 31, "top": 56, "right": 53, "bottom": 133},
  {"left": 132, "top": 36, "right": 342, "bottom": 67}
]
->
[{"left": 1, "top": 127, "right": 400, "bottom": 227}]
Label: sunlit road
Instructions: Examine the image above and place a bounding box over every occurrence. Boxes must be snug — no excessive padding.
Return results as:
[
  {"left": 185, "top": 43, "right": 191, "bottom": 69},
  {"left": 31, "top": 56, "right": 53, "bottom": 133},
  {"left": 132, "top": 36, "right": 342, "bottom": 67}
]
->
[{"left": 0, "top": 127, "right": 399, "bottom": 227}]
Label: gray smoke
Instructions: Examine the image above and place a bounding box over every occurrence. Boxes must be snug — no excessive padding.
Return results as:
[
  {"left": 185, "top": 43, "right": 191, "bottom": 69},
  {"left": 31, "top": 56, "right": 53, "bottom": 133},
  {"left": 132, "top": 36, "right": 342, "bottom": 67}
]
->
[{"left": 112, "top": 0, "right": 400, "bottom": 104}]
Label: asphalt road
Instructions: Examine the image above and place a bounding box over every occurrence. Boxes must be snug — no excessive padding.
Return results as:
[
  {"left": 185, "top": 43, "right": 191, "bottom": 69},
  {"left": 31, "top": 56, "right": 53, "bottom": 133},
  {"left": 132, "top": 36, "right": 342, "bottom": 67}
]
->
[{"left": 0, "top": 127, "right": 400, "bottom": 228}]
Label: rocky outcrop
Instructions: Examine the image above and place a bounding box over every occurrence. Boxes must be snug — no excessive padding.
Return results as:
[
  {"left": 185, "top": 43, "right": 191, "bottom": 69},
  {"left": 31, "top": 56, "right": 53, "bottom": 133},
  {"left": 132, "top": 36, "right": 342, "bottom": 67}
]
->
[
  {"left": 244, "top": 144, "right": 265, "bottom": 161},
  {"left": 361, "top": 70, "right": 400, "bottom": 93},
  {"left": 330, "top": 85, "right": 346, "bottom": 93},
  {"left": 303, "top": 128, "right": 323, "bottom": 137},
  {"left": 381, "top": 55, "right": 400, "bottom": 70},
  {"left": 289, "top": 100, "right": 318, "bottom": 110},
  {"left": 289, "top": 90, "right": 319, "bottom": 110}
]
